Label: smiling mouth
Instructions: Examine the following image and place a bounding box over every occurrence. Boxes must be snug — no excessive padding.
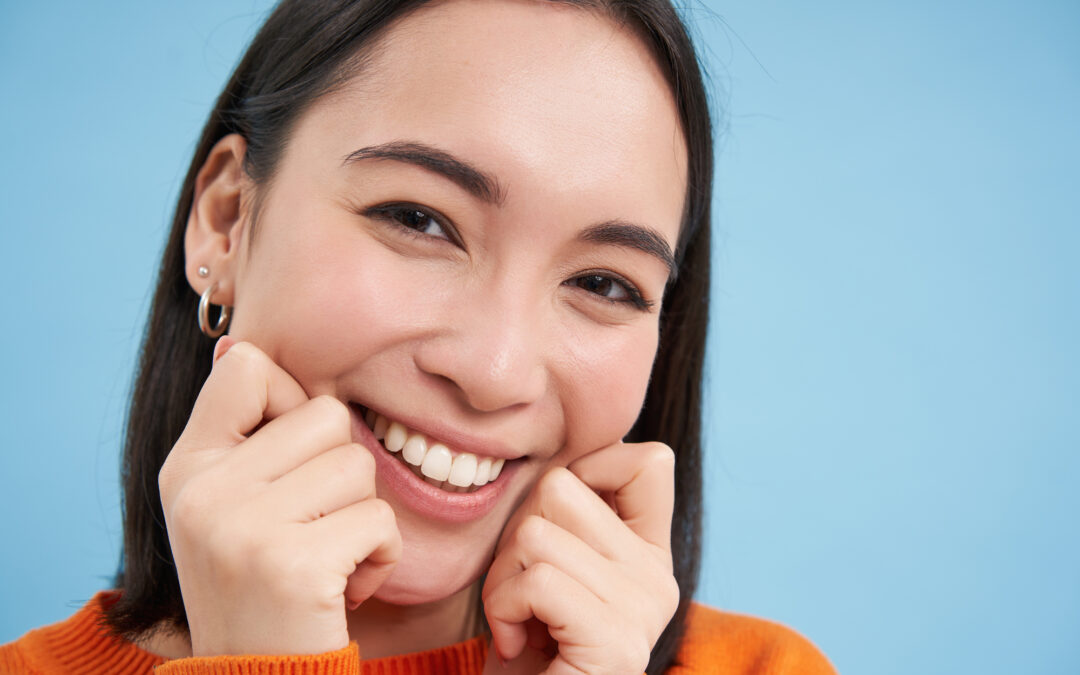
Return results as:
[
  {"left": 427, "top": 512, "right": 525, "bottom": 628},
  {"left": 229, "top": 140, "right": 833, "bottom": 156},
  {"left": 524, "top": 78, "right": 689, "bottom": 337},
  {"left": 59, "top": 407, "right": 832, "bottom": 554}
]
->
[{"left": 355, "top": 406, "right": 506, "bottom": 494}]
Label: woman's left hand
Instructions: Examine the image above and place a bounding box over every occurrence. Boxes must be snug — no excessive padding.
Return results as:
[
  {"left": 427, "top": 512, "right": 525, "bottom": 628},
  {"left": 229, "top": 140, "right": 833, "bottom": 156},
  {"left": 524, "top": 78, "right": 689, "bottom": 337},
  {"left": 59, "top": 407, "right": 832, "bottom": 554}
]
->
[{"left": 482, "top": 442, "right": 680, "bottom": 674}]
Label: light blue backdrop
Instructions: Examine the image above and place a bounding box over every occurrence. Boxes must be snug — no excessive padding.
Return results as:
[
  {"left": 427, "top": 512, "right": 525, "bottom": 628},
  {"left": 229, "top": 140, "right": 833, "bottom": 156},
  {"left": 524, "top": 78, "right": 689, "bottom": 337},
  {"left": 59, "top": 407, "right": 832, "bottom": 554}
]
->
[{"left": 1, "top": 2, "right": 1076, "bottom": 673}]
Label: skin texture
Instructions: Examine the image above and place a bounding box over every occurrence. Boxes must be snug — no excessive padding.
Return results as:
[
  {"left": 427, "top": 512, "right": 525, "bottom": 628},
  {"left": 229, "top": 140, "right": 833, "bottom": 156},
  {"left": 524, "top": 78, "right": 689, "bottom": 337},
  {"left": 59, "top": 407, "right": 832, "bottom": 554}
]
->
[{"left": 158, "top": 0, "right": 687, "bottom": 671}]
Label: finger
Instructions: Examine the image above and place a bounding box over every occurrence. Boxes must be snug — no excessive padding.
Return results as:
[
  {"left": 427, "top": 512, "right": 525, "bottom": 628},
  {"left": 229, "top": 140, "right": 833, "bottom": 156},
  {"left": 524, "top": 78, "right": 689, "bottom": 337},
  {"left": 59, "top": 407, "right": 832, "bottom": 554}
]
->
[
  {"left": 304, "top": 498, "right": 402, "bottom": 606},
  {"left": 266, "top": 443, "right": 376, "bottom": 521},
  {"left": 481, "top": 642, "right": 550, "bottom": 675},
  {"left": 185, "top": 341, "right": 309, "bottom": 448},
  {"left": 568, "top": 442, "right": 675, "bottom": 552},
  {"left": 527, "top": 467, "right": 634, "bottom": 561},
  {"left": 542, "top": 658, "right": 593, "bottom": 675},
  {"left": 483, "top": 562, "right": 602, "bottom": 663},
  {"left": 211, "top": 334, "right": 236, "bottom": 364},
  {"left": 485, "top": 515, "right": 615, "bottom": 604},
  {"left": 221, "top": 394, "right": 352, "bottom": 482},
  {"left": 525, "top": 618, "right": 552, "bottom": 653}
]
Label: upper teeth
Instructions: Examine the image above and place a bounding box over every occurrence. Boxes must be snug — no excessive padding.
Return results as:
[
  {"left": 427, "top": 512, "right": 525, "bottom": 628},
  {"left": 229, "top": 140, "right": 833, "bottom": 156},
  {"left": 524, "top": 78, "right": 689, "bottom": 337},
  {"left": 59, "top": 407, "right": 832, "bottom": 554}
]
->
[{"left": 365, "top": 409, "right": 505, "bottom": 488}]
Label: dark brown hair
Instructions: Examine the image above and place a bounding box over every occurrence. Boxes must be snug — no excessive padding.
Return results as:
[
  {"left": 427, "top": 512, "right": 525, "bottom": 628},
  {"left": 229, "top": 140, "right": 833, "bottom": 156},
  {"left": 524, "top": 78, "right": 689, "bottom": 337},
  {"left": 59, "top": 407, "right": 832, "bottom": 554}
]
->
[{"left": 104, "top": 1, "right": 712, "bottom": 672}]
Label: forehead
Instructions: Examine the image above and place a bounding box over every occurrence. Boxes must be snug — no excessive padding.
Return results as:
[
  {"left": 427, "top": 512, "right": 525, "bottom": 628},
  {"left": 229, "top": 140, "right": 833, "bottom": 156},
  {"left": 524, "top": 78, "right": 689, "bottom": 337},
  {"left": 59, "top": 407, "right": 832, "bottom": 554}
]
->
[{"left": 294, "top": 0, "right": 687, "bottom": 244}]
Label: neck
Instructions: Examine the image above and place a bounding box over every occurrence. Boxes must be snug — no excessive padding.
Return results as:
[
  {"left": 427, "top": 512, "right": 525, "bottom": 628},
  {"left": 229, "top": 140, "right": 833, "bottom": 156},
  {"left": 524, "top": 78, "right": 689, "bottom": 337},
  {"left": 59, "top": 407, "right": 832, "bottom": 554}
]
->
[
  {"left": 347, "top": 582, "right": 483, "bottom": 659},
  {"left": 136, "top": 583, "right": 484, "bottom": 661}
]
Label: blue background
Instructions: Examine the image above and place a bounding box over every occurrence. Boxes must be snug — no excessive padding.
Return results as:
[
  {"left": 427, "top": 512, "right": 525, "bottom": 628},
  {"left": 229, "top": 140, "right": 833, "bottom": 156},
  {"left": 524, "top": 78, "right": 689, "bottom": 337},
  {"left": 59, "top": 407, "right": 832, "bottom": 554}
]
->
[{"left": 1, "top": 2, "right": 1077, "bottom": 673}]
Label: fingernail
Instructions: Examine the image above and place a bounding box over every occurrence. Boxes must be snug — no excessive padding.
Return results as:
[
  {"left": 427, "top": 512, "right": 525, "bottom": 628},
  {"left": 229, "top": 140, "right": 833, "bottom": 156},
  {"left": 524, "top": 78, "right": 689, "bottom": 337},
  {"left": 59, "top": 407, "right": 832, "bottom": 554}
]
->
[
  {"left": 346, "top": 599, "right": 360, "bottom": 611},
  {"left": 212, "top": 336, "right": 235, "bottom": 364}
]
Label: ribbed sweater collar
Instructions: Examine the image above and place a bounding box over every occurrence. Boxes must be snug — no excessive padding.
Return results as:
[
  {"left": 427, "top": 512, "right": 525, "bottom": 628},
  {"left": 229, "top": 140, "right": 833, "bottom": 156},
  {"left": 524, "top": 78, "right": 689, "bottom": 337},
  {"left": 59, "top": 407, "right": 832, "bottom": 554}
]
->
[
  {"left": 19, "top": 592, "right": 164, "bottom": 673},
  {"left": 19, "top": 591, "right": 488, "bottom": 674}
]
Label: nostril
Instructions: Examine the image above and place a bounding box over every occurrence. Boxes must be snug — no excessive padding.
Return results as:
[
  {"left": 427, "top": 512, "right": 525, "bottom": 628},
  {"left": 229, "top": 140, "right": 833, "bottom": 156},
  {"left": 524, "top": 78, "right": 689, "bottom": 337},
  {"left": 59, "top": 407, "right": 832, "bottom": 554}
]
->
[{"left": 413, "top": 335, "right": 547, "bottom": 413}]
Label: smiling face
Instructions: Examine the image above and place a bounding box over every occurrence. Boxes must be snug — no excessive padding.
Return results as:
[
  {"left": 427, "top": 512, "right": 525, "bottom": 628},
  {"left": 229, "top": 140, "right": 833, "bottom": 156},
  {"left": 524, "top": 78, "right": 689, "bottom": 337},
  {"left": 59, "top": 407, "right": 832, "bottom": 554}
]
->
[{"left": 191, "top": 0, "right": 687, "bottom": 605}]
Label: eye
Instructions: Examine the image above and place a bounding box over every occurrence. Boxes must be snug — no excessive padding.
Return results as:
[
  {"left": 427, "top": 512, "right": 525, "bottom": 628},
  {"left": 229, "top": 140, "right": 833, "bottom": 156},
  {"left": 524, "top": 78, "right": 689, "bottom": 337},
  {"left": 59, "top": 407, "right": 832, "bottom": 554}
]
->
[
  {"left": 364, "top": 203, "right": 457, "bottom": 244},
  {"left": 566, "top": 273, "right": 654, "bottom": 311},
  {"left": 397, "top": 208, "right": 448, "bottom": 238},
  {"left": 576, "top": 274, "right": 626, "bottom": 300}
]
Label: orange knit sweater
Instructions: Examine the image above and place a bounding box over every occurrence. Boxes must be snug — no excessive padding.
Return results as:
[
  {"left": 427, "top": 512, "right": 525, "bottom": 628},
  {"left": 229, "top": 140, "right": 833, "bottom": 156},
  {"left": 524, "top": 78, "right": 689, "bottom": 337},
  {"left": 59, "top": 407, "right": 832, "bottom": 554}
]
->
[{"left": 0, "top": 592, "right": 836, "bottom": 674}]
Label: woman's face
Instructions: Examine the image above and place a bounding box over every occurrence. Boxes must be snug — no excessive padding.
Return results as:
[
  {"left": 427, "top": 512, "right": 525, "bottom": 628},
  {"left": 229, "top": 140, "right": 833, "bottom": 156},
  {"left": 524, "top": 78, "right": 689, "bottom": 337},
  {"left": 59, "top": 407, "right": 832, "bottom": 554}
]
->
[{"left": 207, "top": 0, "right": 686, "bottom": 604}]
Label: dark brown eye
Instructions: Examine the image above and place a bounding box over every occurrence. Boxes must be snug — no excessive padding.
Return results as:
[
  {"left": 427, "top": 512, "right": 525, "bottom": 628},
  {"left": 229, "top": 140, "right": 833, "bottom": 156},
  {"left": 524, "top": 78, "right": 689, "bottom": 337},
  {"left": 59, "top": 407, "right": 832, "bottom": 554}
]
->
[
  {"left": 574, "top": 274, "right": 629, "bottom": 301},
  {"left": 401, "top": 209, "right": 428, "bottom": 228},
  {"left": 395, "top": 208, "right": 446, "bottom": 238},
  {"left": 366, "top": 203, "right": 454, "bottom": 242},
  {"left": 565, "top": 272, "right": 654, "bottom": 311},
  {"left": 574, "top": 275, "right": 630, "bottom": 304}
]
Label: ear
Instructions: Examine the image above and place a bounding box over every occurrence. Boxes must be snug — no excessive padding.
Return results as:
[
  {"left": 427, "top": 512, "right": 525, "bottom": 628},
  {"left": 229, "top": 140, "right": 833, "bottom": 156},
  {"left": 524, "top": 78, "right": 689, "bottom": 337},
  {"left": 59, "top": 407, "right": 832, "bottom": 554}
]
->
[{"left": 184, "top": 133, "right": 253, "bottom": 305}]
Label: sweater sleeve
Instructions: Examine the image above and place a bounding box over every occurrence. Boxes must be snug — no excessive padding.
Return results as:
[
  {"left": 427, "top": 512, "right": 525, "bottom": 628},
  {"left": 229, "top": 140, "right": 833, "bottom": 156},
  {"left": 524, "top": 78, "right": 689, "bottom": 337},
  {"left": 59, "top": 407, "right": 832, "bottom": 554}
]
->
[
  {"left": 0, "top": 640, "right": 39, "bottom": 674},
  {"left": 670, "top": 604, "right": 837, "bottom": 675},
  {"left": 153, "top": 642, "right": 360, "bottom": 675}
]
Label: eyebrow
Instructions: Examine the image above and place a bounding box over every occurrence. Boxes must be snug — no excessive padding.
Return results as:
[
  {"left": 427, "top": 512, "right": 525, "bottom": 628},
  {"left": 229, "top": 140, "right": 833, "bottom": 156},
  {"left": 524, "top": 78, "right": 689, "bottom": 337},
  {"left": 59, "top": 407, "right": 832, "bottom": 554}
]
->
[
  {"left": 343, "top": 141, "right": 676, "bottom": 278},
  {"left": 342, "top": 141, "right": 505, "bottom": 205},
  {"left": 581, "top": 220, "right": 677, "bottom": 280}
]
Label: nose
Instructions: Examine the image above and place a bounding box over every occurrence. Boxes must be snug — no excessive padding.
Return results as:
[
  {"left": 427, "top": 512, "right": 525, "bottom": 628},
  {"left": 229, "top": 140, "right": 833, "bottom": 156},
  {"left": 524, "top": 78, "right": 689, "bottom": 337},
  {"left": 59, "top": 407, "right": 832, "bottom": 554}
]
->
[{"left": 414, "top": 283, "right": 548, "bottom": 414}]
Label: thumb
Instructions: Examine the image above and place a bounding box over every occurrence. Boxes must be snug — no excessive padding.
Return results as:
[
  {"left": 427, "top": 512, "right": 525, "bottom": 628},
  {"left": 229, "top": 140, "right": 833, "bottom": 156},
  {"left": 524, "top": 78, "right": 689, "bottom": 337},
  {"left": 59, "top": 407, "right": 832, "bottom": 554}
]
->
[
  {"left": 183, "top": 340, "right": 309, "bottom": 449},
  {"left": 482, "top": 642, "right": 550, "bottom": 675},
  {"left": 212, "top": 334, "right": 236, "bottom": 364}
]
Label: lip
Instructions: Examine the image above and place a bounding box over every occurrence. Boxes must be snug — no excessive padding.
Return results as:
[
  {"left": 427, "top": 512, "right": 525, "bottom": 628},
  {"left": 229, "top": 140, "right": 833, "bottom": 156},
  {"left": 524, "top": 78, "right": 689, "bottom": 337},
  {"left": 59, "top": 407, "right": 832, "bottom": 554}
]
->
[
  {"left": 348, "top": 403, "right": 520, "bottom": 523},
  {"left": 360, "top": 406, "right": 523, "bottom": 461}
]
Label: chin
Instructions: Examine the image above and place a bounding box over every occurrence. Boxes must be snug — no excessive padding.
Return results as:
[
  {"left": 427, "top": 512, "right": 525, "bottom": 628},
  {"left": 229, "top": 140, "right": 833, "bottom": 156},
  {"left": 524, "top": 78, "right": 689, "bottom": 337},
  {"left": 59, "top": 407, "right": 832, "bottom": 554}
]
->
[{"left": 372, "top": 531, "right": 495, "bottom": 605}]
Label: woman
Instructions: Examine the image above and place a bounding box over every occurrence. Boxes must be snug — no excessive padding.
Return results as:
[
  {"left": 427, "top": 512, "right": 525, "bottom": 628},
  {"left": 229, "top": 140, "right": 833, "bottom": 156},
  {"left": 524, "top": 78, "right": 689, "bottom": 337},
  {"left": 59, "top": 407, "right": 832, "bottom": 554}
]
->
[{"left": 1, "top": 0, "right": 834, "bottom": 672}]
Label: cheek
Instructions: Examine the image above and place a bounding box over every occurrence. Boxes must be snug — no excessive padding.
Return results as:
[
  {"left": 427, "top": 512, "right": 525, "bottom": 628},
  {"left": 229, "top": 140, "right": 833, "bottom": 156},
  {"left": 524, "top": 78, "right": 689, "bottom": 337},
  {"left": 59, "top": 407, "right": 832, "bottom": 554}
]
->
[
  {"left": 229, "top": 214, "right": 439, "bottom": 385},
  {"left": 555, "top": 324, "right": 658, "bottom": 461}
]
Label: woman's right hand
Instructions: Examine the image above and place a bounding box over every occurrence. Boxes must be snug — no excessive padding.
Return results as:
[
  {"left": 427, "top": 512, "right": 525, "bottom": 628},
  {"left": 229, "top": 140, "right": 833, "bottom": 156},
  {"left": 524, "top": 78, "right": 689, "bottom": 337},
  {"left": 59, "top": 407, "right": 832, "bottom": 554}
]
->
[{"left": 158, "top": 338, "right": 402, "bottom": 657}]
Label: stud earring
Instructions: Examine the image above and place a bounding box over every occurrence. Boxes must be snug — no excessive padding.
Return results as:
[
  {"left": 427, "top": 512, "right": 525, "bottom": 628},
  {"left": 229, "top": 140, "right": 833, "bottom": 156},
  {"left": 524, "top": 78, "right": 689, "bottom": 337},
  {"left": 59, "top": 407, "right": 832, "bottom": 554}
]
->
[
  {"left": 198, "top": 282, "right": 232, "bottom": 338},
  {"left": 197, "top": 265, "right": 210, "bottom": 278}
]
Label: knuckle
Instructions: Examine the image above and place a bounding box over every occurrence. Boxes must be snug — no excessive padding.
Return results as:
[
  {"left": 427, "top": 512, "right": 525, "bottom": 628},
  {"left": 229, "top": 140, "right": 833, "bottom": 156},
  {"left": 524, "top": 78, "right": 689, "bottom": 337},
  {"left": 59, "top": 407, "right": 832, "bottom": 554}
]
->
[
  {"left": 311, "top": 394, "right": 349, "bottom": 428},
  {"left": 367, "top": 498, "right": 396, "bottom": 526},
  {"left": 347, "top": 443, "right": 376, "bottom": 475},
  {"left": 538, "top": 465, "right": 575, "bottom": 496},
  {"left": 661, "top": 575, "right": 681, "bottom": 618},
  {"left": 166, "top": 504, "right": 194, "bottom": 543},
  {"left": 515, "top": 514, "right": 549, "bottom": 550},
  {"left": 220, "top": 340, "right": 264, "bottom": 378},
  {"left": 481, "top": 577, "right": 500, "bottom": 608},
  {"left": 526, "top": 561, "right": 557, "bottom": 592},
  {"left": 224, "top": 340, "right": 261, "bottom": 366},
  {"left": 644, "top": 442, "right": 676, "bottom": 469},
  {"left": 167, "top": 480, "right": 213, "bottom": 534},
  {"left": 157, "top": 457, "right": 180, "bottom": 500},
  {"left": 159, "top": 443, "right": 204, "bottom": 501},
  {"left": 329, "top": 444, "right": 372, "bottom": 481}
]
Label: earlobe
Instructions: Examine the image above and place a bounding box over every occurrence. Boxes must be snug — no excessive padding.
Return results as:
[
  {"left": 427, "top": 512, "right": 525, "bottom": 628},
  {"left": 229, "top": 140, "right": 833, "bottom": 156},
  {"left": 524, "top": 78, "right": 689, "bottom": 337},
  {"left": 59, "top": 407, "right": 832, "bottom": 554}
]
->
[{"left": 184, "top": 133, "right": 252, "bottom": 306}]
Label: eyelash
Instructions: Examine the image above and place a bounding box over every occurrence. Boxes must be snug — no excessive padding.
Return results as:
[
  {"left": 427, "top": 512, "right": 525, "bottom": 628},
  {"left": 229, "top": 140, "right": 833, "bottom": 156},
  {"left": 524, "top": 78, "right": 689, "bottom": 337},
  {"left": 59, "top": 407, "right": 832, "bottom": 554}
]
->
[
  {"left": 363, "top": 202, "right": 654, "bottom": 311},
  {"left": 565, "top": 272, "right": 654, "bottom": 311},
  {"left": 363, "top": 202, "right": 459, "bottom": 245}
]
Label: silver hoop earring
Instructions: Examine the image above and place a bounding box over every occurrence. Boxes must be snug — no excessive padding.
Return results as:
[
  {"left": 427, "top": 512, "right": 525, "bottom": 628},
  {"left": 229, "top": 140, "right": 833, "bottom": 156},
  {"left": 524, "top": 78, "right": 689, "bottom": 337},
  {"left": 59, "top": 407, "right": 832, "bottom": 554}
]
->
[{"left": 198, "top": 282, "right": 232, "bottom": 338}]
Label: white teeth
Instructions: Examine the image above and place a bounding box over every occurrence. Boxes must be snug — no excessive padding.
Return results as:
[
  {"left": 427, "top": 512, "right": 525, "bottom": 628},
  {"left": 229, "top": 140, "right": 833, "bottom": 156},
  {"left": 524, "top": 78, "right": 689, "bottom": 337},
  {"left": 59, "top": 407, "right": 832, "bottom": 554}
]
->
[
  {"left": 448, "top": 453, "right": 478, "bottom": 487},
  {"left": 474, "top": 457, "right": 492, "bottom": 486},
  {"left": 373, "top": 414, "right": 389, "bottom": 440},
  {"left": 420, "top": 444, "right": 453, "bottom": 481},
  {"left": 402, "top": 434, "right": 427, "bottom": 466},
  {"left": 385, "top": 422, "right": 407, "bottom": 453},
  {"left": 363, "top": 411, "right": 510, "bottom": 491}
]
